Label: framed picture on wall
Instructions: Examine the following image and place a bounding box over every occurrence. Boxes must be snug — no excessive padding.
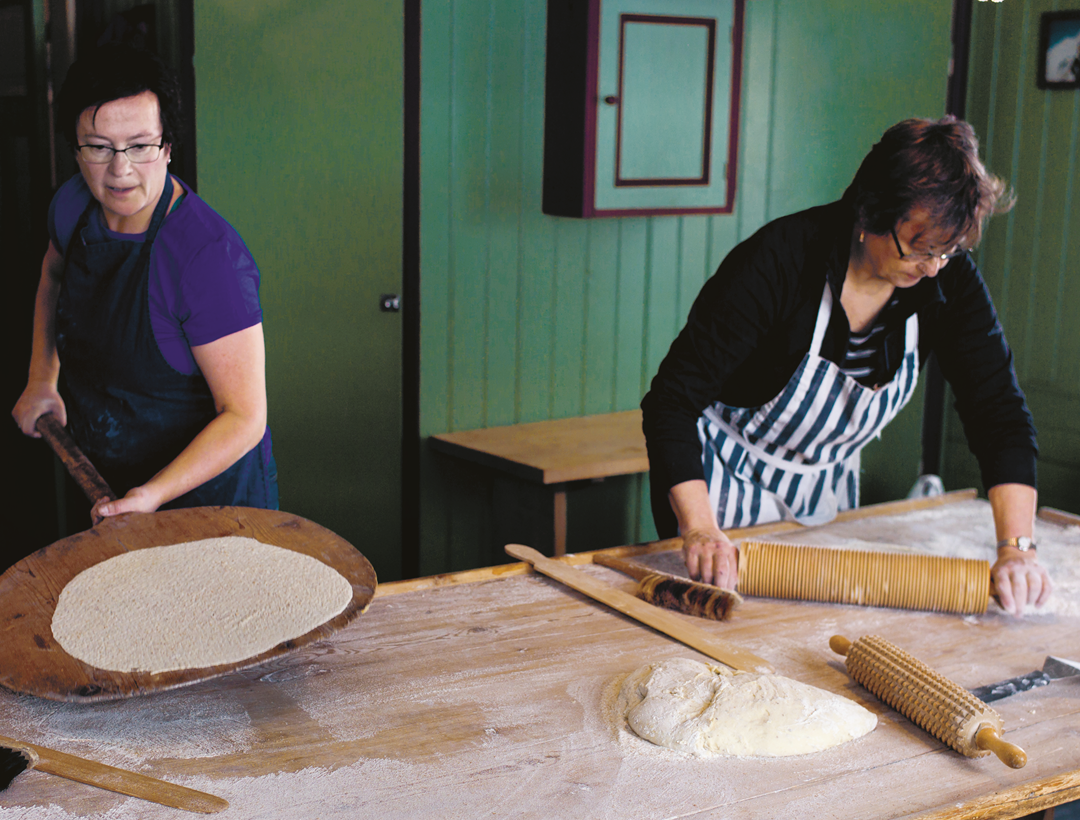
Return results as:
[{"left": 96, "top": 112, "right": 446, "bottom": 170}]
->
[{"left": 1037, "top": 10, "right": 1080, "bottom": 89}]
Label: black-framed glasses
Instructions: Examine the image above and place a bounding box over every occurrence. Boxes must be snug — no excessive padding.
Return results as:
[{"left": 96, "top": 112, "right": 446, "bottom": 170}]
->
[
  {"left": 76, "top": 139, "right": 165, "bottom": 164},
  {"left": 890, "top": 227, "right": 965, "bottom": 263}
]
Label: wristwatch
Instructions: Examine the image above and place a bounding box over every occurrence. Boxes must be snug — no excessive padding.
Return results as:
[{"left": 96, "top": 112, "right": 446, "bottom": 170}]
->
[{"left": 997, "top": 536, "right": 1037, "bottom": 552}]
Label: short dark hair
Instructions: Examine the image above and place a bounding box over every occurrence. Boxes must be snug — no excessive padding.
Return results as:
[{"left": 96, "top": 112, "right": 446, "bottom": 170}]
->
[
  {"left": 56, "top": 43, "right": 182, "bottom": 151},
  {"left": 844, "top": 116, "right": 1013, "bottom": 249}
]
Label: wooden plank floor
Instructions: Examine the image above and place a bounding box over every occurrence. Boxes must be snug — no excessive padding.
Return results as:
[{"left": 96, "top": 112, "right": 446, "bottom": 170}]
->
[{"left": 1, "top": 498, "right": 1078, "bottom": 819}]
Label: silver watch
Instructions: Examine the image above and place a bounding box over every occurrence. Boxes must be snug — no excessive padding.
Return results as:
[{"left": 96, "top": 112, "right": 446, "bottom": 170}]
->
[{"left": 997, "top": 536, "right": 1037, "bottom": 552}]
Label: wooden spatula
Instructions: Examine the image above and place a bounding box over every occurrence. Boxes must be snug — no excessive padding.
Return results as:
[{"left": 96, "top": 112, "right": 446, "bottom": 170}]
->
[
  {"left": 1, "top": 735, "right": 227, "bottom": 813},
  {"left": 506, "top": 544, "right": 772, "bottom": 674}
]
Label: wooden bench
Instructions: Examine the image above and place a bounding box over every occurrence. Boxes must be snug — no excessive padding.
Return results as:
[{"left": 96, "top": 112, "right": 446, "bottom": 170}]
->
[{"left": 429, "top": 409, "right": 649, "bottom": 555}]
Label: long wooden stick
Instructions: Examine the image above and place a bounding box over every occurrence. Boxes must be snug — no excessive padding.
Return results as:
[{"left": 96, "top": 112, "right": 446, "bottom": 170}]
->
[
  {"left": 0, "top": 735, "right": 227, "bottom": 813},
  {"left": 35, "top": 413, "right": 116, "bottom": 505},
  {"left": 505, "top": 544, "right": 773, "bottom": 674},
  {"left": 1038, "top": 507, "right": 1080, "bottom": 528}
]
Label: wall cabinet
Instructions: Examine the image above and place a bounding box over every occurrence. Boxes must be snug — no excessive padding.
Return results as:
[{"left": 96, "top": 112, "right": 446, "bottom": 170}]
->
[{"left": 543, "top": 0, "right": 744, "bottom": 217}]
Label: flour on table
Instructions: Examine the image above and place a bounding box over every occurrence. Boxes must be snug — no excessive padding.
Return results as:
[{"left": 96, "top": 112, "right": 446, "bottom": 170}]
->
[
  {"left": 618, "top": 658, "right": 876, "bottom": 757},
  {"left": 51, "top": 537, "right": 353, "bottom": 674}
]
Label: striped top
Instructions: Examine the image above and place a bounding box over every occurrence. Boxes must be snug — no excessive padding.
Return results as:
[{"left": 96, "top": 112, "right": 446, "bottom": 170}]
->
[{"left": 841, "top": 296, "right": 901, "bottom": 386}]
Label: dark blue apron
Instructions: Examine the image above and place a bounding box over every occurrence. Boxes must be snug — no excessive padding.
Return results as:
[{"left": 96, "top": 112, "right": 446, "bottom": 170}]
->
[{"left": 55, "top": 175, "right": 277, "bottom": 510}]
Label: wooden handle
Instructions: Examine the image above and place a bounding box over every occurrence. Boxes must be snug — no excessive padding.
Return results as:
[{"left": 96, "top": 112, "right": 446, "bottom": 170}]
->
[
  {"left": 975, "top": 725, "right": 1028, "bottom": 769},
  {"left": 35, "top": 414, "right": 116, "bottom": 505},
  {"left": 829, "top": 635, "right": 852, "bottom": 656},
  {"left": 0, "top": 735, "right": 228, "bottom": 813},
  {"left": 1037, "top": 506, "right": 1080, "bottom": 527},
  {"left": 591, "top": 552, "right": 655, "bottom": 581},
  {"left": 505, "top": 544, "right": 773, "bottom": 674}
]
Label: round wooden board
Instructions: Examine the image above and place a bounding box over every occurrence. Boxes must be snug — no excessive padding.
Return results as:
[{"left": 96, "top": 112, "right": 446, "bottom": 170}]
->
[{"left": 0, "top": 507, "right": 377, "bottom": 702}]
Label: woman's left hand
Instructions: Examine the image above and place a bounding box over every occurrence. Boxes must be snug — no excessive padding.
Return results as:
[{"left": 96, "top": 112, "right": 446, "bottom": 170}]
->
[
  {"left": 91, "top": 486, "right": 163, "bottom": 525},
  {"left": 991, "top": 549, "right": 1052, "bottom": 616}
]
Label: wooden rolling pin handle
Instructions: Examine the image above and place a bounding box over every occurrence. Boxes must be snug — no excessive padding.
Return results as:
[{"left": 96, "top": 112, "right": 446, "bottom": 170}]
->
[
  {"left": 829, "top": 635, "right": 852, "bottom": 656},
  {"left": 591, "top": 552, "right": 654, "bottom": 582},
  {"left": 975, "top": 725, "right": 1027, "bottom": 769},
  {"left": 35, "top": 413, "right": 116, "bottom": 506}
]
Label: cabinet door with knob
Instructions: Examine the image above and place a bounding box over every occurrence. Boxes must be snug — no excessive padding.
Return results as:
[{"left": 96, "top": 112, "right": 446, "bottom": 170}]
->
[{"left": 543, "top": 0, "right": 743, "bottom": 218}]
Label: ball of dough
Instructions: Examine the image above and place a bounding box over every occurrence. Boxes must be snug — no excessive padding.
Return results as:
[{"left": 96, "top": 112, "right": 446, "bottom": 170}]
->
[{"left": 619, "top": 658, "right": 876, "bottom": 757}]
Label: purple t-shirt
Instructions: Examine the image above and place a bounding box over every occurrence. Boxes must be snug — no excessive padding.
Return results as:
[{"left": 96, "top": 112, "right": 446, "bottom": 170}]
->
[{"left": 48, "top": 174, "right": 262, "bottom": 375}]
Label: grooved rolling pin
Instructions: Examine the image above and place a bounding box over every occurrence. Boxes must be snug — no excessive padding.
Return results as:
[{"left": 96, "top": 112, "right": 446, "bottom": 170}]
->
[
  {"left": 830, "top": 635, "right": 1026, "bottom": 768},
  {"left": 740, "top": 540, "right": 991, "bottom": 614}
]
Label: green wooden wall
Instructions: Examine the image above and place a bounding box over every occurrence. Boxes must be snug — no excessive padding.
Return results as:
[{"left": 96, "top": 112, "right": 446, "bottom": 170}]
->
[
  {"left": 944, "top": 0, "right": 1080, "bottom": 513},
  {"left": 193, "top": 0, "right": 405, "bottom": 580},
  {"left": 418, "top": 0, "right": 953, "bottom": 574}
]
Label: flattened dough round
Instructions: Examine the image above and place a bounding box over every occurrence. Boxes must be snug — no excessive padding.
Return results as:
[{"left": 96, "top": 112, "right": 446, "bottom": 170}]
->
[
  {"left": 619, "top": 658, "right": 876, "bottom": 757},
  {"left": 51, "top": 537, "right": 354, "bottom": 673}
]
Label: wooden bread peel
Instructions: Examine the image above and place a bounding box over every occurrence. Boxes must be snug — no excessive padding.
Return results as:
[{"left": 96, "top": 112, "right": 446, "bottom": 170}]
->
[
  {"left": 591, "top": 553, "right": 742, "bottom": 620},
  {"left": 0, "top": 735, "right": 227, "bottom": 813},
  {"left": 505, "top": 544, "right": 773, "bottom": 674},
  {"left": 831, "top": 635, "right": 1027, "bottom": 768},
  {"left": 0, "top": 414, "right": 376, "bottom": 702}
]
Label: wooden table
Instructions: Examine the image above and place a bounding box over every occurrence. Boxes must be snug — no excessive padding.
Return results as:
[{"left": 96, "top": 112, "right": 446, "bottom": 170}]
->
[
  {"left": 2, "top": 494, "right": 1078, "bottom": 819},
  {"left": 430, "top": 409, "right": 649, "bottom": 555}
]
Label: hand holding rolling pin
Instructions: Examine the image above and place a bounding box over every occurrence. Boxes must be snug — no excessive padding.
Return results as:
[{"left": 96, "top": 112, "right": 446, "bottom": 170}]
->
[
  {"left": 991, "top": 550, "right": 1051, "bottom": 616},
  {"left": 987, "top": 483, "right": 1052, "bottom": 617}
]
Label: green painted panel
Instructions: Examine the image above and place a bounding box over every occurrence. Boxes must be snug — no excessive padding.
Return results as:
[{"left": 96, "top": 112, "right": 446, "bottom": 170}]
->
[
  {"left": 551, "top": 222, "right": 591, "bottom": 418},
  {"left": 486, "top": 0, "right": 527, "bottom": 428},
  {"left": 194, "top": 0, "right": 403, "bottom": 579},
  {"left": 678, "top": 217, "right": 710, "bottom": 326},
  {"left": 735, "top": 0, "right": 777, "bottom": 235},
  {"left": 594, "top": 0, "right": 736, "bottom": 210},
  {"left": 583, "top": 222, "right": 622, "bottom": 413},
  {"left": 619, "top": 22, "right": 710, "bottom": 179},
  {"left": 768, "top": 0, "right": 952, "bottom": 212},
  {"left": 613, "top": 220, "right": 649, "bottom": 409},
  {"left": 943, "top": 0, "right": 1080, "bottom": 515},
  {"left": 645, "top": 218, "right": 682, "bottom": 377}
]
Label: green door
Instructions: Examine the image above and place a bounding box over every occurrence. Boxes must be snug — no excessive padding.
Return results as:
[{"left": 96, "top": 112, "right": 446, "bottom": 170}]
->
[{"left": 194, "top": 0, "right": 405, "bottom": 580}]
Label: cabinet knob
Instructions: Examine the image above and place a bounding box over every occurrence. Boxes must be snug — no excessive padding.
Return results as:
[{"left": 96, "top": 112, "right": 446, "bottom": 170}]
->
[{"left": 602, "top": 95, "right": 619, "bottom": 105}]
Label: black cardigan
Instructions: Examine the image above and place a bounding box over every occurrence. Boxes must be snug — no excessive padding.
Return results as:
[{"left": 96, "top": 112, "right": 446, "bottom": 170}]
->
[{"left": 641, "top": 198, "right": 1037, "bottom": 534}]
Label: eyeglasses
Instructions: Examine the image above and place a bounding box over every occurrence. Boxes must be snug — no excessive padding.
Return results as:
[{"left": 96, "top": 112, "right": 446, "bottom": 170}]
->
[
  {"left": 76, "top": 139, "right": 165, "bottom": 164},
  {"left": 890, "top": 227, "right": 965, "bottom": 263}
]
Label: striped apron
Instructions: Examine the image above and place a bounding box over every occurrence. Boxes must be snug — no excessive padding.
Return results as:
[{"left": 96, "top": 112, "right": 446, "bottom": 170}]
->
[{"left": 697, "top": 282, "right": 920, "bottom": 528}]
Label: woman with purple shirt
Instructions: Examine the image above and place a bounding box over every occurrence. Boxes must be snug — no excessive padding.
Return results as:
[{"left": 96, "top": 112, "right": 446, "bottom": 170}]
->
[{"left": 13, "top": 44, "right": 277, "bottom": 522}]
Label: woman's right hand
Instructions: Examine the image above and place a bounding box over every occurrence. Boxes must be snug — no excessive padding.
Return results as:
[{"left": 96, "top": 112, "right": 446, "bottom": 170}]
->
[
  {"left": 682, "top": 527, "right": 739, "bottom": 589},
  {"left": 668, "top": 479, "right": 740, "bottom": 588},
  {"left": 12, "top": 381, "right": 66, "bottom": 437}
]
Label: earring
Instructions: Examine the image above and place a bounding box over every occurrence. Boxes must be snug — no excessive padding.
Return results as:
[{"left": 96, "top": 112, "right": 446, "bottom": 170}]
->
[{"left": 859, "top": 231, "right": 865, "bottom": 243}]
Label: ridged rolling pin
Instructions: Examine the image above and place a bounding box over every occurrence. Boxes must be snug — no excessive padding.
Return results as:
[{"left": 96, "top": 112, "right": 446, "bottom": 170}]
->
[{"left": 830, "top": 634, "right": 1027, "bottom": 768}]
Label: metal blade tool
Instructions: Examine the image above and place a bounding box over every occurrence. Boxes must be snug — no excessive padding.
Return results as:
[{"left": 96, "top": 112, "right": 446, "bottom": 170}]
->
[{"left": 970, "top": 656, "right": 1080, "bottom": 703}]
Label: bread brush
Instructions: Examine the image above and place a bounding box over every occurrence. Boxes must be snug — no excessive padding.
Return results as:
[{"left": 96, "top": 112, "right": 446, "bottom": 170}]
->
[
  {"left": 1, "top": 744, "right": 37, "bottom": 790},
  {"left": 591, "top": 553, "right": 742, "bottom": 620},
  {"left": 0, "top": 735, "right": 227, "bottom": 813}
]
